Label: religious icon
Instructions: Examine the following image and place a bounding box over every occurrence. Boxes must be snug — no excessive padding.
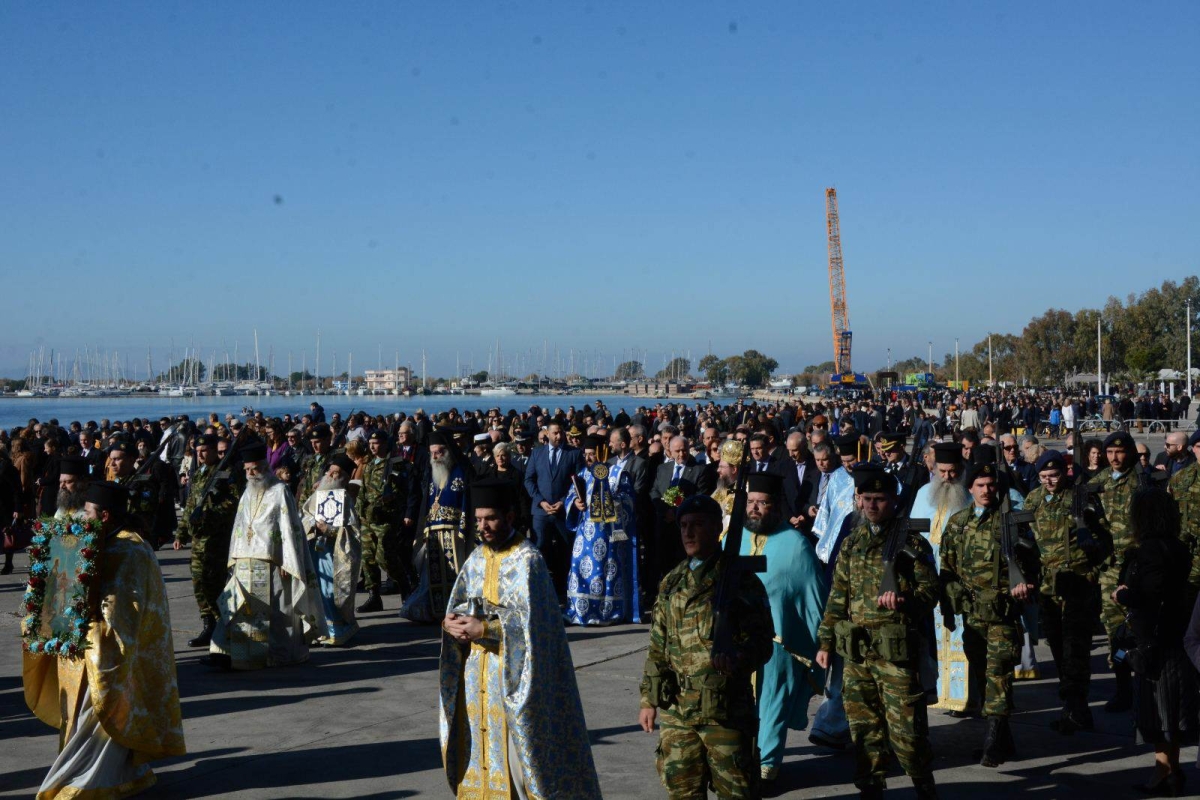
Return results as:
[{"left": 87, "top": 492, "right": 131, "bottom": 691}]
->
[
  {"left": 314, "top": 489, "right": 346, "bottom": 527},
  {"left": 21, "top": 517, "right": 104, "bottom": 659}
]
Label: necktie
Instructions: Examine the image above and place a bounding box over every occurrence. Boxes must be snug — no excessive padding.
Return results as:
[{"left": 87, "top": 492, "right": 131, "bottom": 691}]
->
[
  {"left": 758, "top": 461, "right": 766, "bottom": 473},
  {"left": 818, "top": 472, "right": 829, "bottom": 503},
  {"left": 671, "top": 464, "right": 682, "bottom": 486},
  {"left": 551, "top": 448, "right": 558, "bottom": 469}
]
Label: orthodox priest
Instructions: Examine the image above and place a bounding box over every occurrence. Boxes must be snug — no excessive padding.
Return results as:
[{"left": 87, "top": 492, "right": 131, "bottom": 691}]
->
[
  {"left": 735, "top": 471, "right": 827, "bottom": 784},
  {"left": 564, "top": 435, "right": 642, "bottom": 625},
  {"left": 24, "top": 481, "right": 185, "bottom": 798},
  {"left": 400, "top": 431, "right": 474, "bottom": 623},
  {"left": 207, "top": 441, "right": 324, "bottom": 670},
  {"left": 53, "top": 456, "right": 91, "bottom": 520},
  {"left": 909, "top": 442, "right": 973, "bottom": 713},
  {"left": 439, "top": 479, "right": 602, "bottom": 799},
  {"left": 300, "top": 453, "right": 362, "bottom": 646}
]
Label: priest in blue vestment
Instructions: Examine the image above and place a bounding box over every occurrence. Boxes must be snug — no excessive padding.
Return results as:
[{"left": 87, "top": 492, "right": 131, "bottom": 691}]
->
[
  {"left": 439, "top": 479, "right": 602, "bottom": 799},
  {"left": 563, "top": 436, "right": 642, "bottom": 625},
  {"left": 734, "top": 471, "right": 827, "bottom": 784}
]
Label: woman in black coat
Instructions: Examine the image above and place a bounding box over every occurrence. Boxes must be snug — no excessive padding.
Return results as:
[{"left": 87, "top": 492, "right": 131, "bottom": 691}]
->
[{"left": 1113, "top": 486, "right": 1197, "bottom": 796}]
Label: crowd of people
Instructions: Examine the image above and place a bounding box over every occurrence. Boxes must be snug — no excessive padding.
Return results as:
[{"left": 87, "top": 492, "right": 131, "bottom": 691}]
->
[{"left": 5, "top": 386, "right": 1200, "bottom": 798}]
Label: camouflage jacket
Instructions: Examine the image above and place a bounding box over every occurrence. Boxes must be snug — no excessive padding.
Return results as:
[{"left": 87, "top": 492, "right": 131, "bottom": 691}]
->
[
  {"left": 1094, "top": 466, "right": 1135, "bottom": 567},
  {"left": 1025, "top": 485, "right": 1101, "bottom": 596},
  {"left": 640, "top": 555, "right": 774, "bottom": 727},
  {"left": 359, "top": 456, "right": 401, "bottom": 526},
  {"left": 296, "top": 452, "right": 328, "bottom": 507},
  {"left": 1170, "top": 461, "right": 1200, "bottom": 594},
  {"left": 940, "top": 506, "right": 1037, "bottom": 622},
  {"left": 817, "top": 517, "right": 939, "bottom": 650},
  {"left": 175, "top": 463, "right": 239, "bottom": 545}
]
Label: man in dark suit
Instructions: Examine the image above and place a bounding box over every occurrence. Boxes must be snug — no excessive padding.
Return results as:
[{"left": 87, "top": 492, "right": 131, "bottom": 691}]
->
[
  {"left": 523, "top": 420, "right": 583, "bottom": 599},
  {"left": 650, "top": 434, "right": 716, "bottom": 580},
  {"left": 747, "top": 433, "right": 777, "bottom": 474},
  {"left": 77, "top": 431, "right": 106, "bottom": 477},
  {"left": 773, "top": 432, "right": 821, "bottom": 537}
]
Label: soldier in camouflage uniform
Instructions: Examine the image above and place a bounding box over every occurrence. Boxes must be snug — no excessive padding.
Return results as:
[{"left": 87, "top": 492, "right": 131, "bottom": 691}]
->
[
  {"left": 1168, "top": 430, "right": 1200, "bottom": 610},
  {"left": 356, "top": 430, "right": 407, "bottom": 613},
  {"left": 1025, "top": 451, "right": 1109, "bottom": 735},
  {"left": 296, "top": 423, "right": 333, "bottom": 507},
  {"left": 173, "top": 434, "right": 239, "bottom": 647},
  {"left": 815, "top": 464, "right": 939, "bottom": 799},
  {"left": 1092, "top": 430, "right": 1138, "bottom": 712},
  {"left": 939, "top": 458, "right": 1038, "bottom": 767},
  {"left": 108, "top": 440, "right": 160, "bottom": 541},
  {"left": 639, "top": 494, "right": 774, "bottom": 800}
]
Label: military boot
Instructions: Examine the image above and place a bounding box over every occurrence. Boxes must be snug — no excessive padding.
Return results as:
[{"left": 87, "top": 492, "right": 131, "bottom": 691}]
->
[
  {"left": 357, "top": 589, "right": 383, "bottom": 613},
  {"left": 978, "top": 717, "right": 1006, "bottom": 767},
  {"left": 188, "top": 616, "right": 215, "bottom": 648},
  {"left": 1105, "top": 665, "right": 1133, "bottom": 713},
  {"left": 913, "top": 778, "right": 939, "bottom": 799},
  {"left": 1051, "top": 703, "right": 1094, "bottom": 735}
]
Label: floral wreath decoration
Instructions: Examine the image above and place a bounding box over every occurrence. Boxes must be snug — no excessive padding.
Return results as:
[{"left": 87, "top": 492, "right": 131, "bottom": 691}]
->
[{"left": 21, "top": 517, "right": 104, "bottom": 658}]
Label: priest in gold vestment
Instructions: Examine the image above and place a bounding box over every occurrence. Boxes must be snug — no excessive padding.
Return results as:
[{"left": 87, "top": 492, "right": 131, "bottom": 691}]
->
[
  {"left": 23, "top": 481, "right": 185, "bottom": 799},
  {"left": 439, "top": 479, "right": 602, "bottom": 799}
]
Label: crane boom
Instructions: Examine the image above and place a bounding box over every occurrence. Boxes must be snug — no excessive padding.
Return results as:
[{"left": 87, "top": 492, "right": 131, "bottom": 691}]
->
[{"left": 825, "top": 188, "right": 854, "bottom": 380}]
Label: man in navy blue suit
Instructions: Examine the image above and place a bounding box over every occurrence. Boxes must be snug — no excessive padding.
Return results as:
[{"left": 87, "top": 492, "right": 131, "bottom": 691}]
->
[{"left": 523, "top": 420, "right": 583, "bottom": 600}]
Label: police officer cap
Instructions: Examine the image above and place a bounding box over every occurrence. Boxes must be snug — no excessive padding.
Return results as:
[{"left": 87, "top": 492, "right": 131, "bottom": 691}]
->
[
  {"left": 328, "top": 453, "right": 356, "bottom": 475},
  {"left": 58, "top": 456, "right": 90, "bottom": 477},
  {"left": 677, "top": 493, "right": 722, "bottom": 523},
  {"left": 853, "top": 464, "right": 898, "bottom": 494},
  {"left": 1103, "top": 431, "right": 1134, "bottom": 450},
  {"left": 1034, "top": 450, "right": 1067, "bottom": 474},
  {"left": 308, "top": 423, "right": 331, "bottom": 440},
  {"left": 877, "top": 431, "right": 906, "bottom": 452},
  {"left": 368, "top": 430, "right": 389, "bottom": 443},
  {"left": 746, "top": 471, "right": 783, "bottom": 497},
  {"left": 108, "top": 440, "right": 137, "bottom": 455},
  {"left": 471, "top": 478, "right": 514, "bottom": 512},
  {"left": 240, "top": 442, "right": 267, "bottom": 463},
  {"left": 933, "top": 442, "right": 963, "bottom": 464},
  {"left": 85, "top": 481, "right": 128, "bottom": 515}
]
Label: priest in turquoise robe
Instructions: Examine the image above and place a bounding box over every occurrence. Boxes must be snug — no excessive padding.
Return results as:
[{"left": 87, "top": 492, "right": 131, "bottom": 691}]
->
[
  {"left": 439, "top": 479, "right": 602, "bottom": 799},
  {"left": 734, "top": 471, "right": 828, "bottom": 783}
]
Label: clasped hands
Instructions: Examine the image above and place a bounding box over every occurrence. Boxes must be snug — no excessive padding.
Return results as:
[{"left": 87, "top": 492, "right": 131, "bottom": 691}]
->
[{"left": 442, "top": 612, "right": 485, "bottom": 643}]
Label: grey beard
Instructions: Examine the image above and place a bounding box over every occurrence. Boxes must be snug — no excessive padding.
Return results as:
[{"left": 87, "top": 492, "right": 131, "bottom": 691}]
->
[
  {"left": 247, "top": 474, "right": 270, "bottom": 489},
  {"left": 57, "top": 487, "right": 87, "bottom": 512},
  {"left": 316, "top": 475, "right": 348, "bottom": 492},
  {"left": 930, "top": 476, "right": 971, "bottom": 516},
  {"left": 716, "top": 474, "right": 734, "bottom": 491},
  {"left": 746, "top": 510, "right": 782, "bottom": 534},
  {"left": 431, "top": 461, "right": 450, "bottom": 489}
]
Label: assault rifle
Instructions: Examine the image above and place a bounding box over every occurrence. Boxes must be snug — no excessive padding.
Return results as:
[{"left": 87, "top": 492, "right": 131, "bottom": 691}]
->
[
  {"left": 188, "top": 426, "right": 252, "bottom": 524},
  {"left": 710, "top": 446, "right": 767, "bottom": 664},
  {"left": 993, "top": 441, "right": 1037, "bottom": 593},
  {"left": 127, "top": 423, "right": 181, "bottom": 484},
  {"left": 880, "top": 434, "right": 932, "bottom": 598}
]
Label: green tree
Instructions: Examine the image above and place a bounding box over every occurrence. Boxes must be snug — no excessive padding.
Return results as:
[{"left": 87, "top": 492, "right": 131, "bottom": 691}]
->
[
  {"left": 656, "top": 356, "right": 691, "bottom": 381},
  {"left": 614, "top": 360, "right": 644, "bottom": 381},
  {"left": 470, "top": 370, "right": 489, "bottom": 384},
  {"left": 725, "top": 350, "right": 778, "bottom": 387},
  {"left": 698, "top": 354, "right": 728, "bottom": 386}
]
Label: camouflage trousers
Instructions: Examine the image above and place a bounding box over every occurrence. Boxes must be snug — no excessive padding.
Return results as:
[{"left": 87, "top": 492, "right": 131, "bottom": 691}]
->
[
  {"left": 963, "top": 618, "right": 1021, "bottom": 717},
  {"left": 1039, "top": 582, "right": 1099, "bottom": 708},
  {"left": 842, "top": 656, "right": 934, "bottom": 791},
  {"left": 191, "top": 533, "right": 231, "bottom": 620},
  {"left": 656, "top": 720, "right": 759, "bottom": 800},
  {"left": 360, "top": 522, "right": 405, "bottom": 592},
  {"left": 1098, "top": 563, "right": 1126, "bottom": 656}
]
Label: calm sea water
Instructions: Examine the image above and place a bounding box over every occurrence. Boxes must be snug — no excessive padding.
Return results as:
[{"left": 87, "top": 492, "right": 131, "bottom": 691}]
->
[{"left": 0, "top": 393, "right": 657, "bottom": 430}]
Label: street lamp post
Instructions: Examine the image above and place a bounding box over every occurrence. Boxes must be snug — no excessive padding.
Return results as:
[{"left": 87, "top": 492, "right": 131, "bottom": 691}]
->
[
  {"left": 1188, "top": 297, "right": 1193, "bottom": 398},
  {"left": 928, "top": 341, "right": 932, "bottom": 378}
]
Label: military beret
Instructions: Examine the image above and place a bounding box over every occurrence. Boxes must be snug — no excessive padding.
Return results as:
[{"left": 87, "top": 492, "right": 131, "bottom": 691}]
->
[
  {"left": 240, "top": 442, "right": 267, "bottom": 463},
  {"left": 85, "top": 481, "right": 128, "bottom": 514},
  {"left": 965, "top": 460, "right": 998, "bottom": 486},
  {"left": 328, "top": 453, "right": 356, "bottom": 475},
  {"left": 58, "top": 456, "right": 90, "bottom": 477},
  {"left": 308, "top": 423, "right": 331, "bottom": 440},
  {"left": 933, "top": 442, "right": 964, "bottom": 465},
  {"left": 1103, "top": 431, "right": 1134, "bottom": 450},
  {"left": 746, "top": 471, "right": 783, "bottom": 497},
  {"left": 677, "top": 493, "right": 723, "bottom": 522},
  {"left": 853, "top": 464, "right": 898, "bottom": 494},
  {"left": 108, "top": 440, "right": 137, "bottom": 455},
  {"left": 197, "top": 434, "right": 220, "bottom": 448},
  {"left": 1034, "top": 450, "right": 1067, "bottom": 474},
  {"left": 368, "top": 430, "right": 389, "bottom": 443},
  {"left": 1190, "top": 430, "right": 1200, "bottom": 448}
]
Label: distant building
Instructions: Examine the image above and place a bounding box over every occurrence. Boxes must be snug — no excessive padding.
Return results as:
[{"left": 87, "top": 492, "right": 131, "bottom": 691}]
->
[{"left": 365, "top": 368, "right": 411, "bottom": 392}]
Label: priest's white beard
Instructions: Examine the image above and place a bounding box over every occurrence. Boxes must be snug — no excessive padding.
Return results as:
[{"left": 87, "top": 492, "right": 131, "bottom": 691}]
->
[
  {"left": 930, "top": 475, "right": 971, "bottom": 515},
  {"left": 57, "top": 486, "right": 87, "bottom": 513},
  {"left": 316, "top": 474, "right": 348, "bottom": 492},
  {"left": 431, "top": 454, "right": 451, "bottom": 489}
]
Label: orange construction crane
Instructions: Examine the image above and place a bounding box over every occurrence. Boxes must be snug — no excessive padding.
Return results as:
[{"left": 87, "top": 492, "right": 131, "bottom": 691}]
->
[{"left": 825, "top": 188, "right": 864, "bottom": 385}]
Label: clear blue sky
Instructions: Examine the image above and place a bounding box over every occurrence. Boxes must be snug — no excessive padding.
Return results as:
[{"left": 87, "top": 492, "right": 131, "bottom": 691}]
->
[{"left": 2, "top": 2, "right": 1197, "bottom": 380}]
